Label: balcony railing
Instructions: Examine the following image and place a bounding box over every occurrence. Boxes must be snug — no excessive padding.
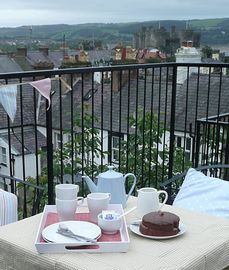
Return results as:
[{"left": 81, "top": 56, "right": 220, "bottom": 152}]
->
[{"left": 0, "top": 62, "right": 229, "bottom": 217}]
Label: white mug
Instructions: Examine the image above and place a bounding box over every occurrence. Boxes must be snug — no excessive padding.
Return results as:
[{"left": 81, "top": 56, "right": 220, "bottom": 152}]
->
[
  {"left": 87, "top": 193, "right": 111, "bottom": 222},
  {"left": 56, "top": 197, "right": 84, "bottom": 221},
  {"left": 55, "top": 184, "right": 79, "bottom": 200},
  {"left": 136, "top": 187, "right": 168, "bottom": 218}
]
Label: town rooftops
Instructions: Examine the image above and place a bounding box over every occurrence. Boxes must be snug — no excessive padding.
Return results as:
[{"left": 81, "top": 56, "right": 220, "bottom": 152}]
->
[{"left": 0, "top": 55, "right": 23, "bottom": 73}]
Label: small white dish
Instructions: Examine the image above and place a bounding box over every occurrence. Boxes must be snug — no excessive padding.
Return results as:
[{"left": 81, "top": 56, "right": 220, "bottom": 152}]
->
[
  {"left": 97, "top": 213, "right": 122, "bottom": 234},
  {"left": 42, "top": 221, "right": 101, "bottom": 243},
  {"left": 129, "top": 222, "right": 186, "bottom": 240}
]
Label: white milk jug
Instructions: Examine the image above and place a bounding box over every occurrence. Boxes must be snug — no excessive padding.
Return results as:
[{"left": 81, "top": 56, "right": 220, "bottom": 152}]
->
[{"left": 137, "top": 187, "right": 168, "bottom": 218}]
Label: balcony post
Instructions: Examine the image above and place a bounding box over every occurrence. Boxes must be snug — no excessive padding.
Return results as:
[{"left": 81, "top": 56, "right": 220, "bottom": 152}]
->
[
  {"left": 194, "top": 121, "right": 201, "bottom": 167},
  {"left": 46, "top": 99, "right": 54, "bottom": 204},
  {"left": 168, "top": 65, "right": 177, "bottom": 179}
]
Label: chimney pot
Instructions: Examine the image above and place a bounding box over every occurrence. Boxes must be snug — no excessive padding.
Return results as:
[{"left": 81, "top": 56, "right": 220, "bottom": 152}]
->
[
  {"left": 39, "top": 47, "right": 49, "bottom": 56},
  {"left": 17, "top": 47, "right": 27, "bottom": 57}
]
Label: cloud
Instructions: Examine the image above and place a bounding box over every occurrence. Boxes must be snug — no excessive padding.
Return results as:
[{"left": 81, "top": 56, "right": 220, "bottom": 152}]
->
[{"left": 0, "top": 0, "right": 228, "bottom": 27}]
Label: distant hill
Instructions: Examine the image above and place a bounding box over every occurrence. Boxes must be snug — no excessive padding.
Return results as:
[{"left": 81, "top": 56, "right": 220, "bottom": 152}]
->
[{"left": 0, "top": 18, "right": 229, "bottom": 47}]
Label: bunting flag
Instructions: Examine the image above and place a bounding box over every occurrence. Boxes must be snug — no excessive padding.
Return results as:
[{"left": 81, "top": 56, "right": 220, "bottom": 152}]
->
[
  {"left": 0, "top": 84, "right": 17, "bottom": 122},
  {"left": 29, "top": 78, "right": 51, "bottom": 110}
]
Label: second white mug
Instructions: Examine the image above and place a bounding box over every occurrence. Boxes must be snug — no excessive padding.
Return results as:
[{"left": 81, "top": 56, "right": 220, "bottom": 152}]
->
[
  {"left": 56, "top": 197, "right": 84, "bottom": 221},
  {"left": 87, "top": 192, "right": 111, "bottom": 222}
]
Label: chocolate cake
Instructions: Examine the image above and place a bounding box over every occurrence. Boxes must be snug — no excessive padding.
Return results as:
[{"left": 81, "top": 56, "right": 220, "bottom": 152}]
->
[{"left": 139, "top": 211, "right": 180, "bottom": 237}]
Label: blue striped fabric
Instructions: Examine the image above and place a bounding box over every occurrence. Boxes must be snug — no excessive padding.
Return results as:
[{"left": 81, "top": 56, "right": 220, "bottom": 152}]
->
[{"left": 0, "top": 189, "right": 18, "bottom": 226}]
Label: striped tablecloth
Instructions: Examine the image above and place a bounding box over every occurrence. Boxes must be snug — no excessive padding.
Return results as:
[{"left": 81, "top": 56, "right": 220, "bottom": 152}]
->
[{"left": 0, "top": 196, "right": 229, "bottom": 270}]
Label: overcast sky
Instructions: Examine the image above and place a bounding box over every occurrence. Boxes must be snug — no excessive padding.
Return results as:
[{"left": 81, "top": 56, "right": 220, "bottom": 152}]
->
[{"left": 1, "top": 0, "right": 229, "bottom": 27}]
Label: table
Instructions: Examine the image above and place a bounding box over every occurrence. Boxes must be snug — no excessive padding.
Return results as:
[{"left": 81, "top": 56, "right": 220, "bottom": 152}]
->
[{"left": 1, "top": 196, "right": 229, "bottom": 270}]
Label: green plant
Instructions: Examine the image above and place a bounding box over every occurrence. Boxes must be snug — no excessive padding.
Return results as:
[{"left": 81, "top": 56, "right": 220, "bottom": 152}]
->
[
  {"left": 53, "top": 108, "right": 108, "bottom": 180},
  {"left": 17, "top": 175, "right": 48, "bottom": 219},
  {"left": 118, "top": 108, "right": 192, "bottom": 189},
  {"left": 118, "top": 108, "right": 167, "bottom": 189}
]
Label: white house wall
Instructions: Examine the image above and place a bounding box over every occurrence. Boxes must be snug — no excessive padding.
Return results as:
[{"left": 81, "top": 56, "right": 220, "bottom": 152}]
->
[
  {"left": 0, "top": 137, "right": 17, "bottom": 176},
  {"left": 14, "top": 153, "right": 41, "bottom": 180}
]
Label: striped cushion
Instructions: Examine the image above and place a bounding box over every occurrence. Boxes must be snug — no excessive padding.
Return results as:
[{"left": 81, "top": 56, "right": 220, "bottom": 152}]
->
[{"left": 0, "top": 189, "right": 18, "bottom": 226}]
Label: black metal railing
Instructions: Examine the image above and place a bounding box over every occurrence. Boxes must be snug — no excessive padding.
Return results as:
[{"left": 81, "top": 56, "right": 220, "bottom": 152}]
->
[
  {"left": 0, "top": 62, "right": 229, "bottom": 217},
  {"left": 0, "top": 173, "right": 44, "bottom": 218},
  {"left": 195, "top": 113, "right": 229, "bottom": 170}
]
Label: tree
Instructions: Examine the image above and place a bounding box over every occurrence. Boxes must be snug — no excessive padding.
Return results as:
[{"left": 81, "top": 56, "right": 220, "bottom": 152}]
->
[
  {"left": 201, "top": 46, "right": 213, "bottom": 58},
  {"left": 52, "top": 107, "right": 107, "bottom": 180},
  {"left": 119, "top": 108, "right": 166, "bottom": 189},
  {"left": 117, "top": 108, "right": 191, "bottom": 190}
]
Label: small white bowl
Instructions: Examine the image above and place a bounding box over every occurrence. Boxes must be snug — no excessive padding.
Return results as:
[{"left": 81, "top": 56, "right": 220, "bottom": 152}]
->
[{"left": 97, "top": 213, "right": 122, "bottom": 234}]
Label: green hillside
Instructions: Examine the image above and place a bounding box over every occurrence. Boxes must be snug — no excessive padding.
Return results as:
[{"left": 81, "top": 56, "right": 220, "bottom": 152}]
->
[
  {"left": 0, "top": 18, "right": 229, "bottom": 46},
  {"left": 190, "top": 18, "right": 226, "bottom": 28}
]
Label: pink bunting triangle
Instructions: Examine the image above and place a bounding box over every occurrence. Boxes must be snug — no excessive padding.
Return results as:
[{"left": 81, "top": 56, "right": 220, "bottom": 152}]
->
[{"left": 29, "top": 78, "right": 51, "bottom": 110}]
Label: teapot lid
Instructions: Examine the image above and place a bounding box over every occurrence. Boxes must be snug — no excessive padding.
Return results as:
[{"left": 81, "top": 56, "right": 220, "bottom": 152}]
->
[{"left": 99, "top": 165, "right": 122, "bottom": 179}]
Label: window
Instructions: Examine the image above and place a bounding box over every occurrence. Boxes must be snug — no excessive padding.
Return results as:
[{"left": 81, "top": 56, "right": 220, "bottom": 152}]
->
[
  {"left": 55, "top": 133, "right": 61, "bottom": 149},
  {"left": 83, "top": 88, "right": 98, "bottom": 101},
  {"left": 176, "top": 136, "right": 182, "bottom": 147},
  {"left": 185, "top": 138, "right": 192, "bottom": 161},
  {"left": 186, "top": 138, "right": 191, "bottom": 151},
  {"left": 185, "top": 152, "right": 191, "bottom": 162},
  {"left": 175, "top": 136, "right": 192, "bottom": 161},
  {"left": 0, "top": 147, "right": 7, "bottom": 165},
  {"left": 112, "top": 136, "right": 120, "bottom": 162},
  {"left": 110, "top": 133, "right": 124, "bottom": 163}
]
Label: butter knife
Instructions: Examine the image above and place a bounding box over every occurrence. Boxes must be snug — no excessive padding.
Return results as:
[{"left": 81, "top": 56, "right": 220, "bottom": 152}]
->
[{"left": 57, "top": 223, "right": 98, "bottom": 244}]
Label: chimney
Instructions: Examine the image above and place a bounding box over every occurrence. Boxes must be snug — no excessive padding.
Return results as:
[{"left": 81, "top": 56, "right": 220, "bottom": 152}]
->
[
  {"left": 39, "top": 47, "right": 49, "bottom": 56},
  {"left": 122, "top": 48, "right": 126, "bottom": 61},
  {"left": 112, "top": 70, "right": 135, "bottom": 92},
  {"left": 187, "top": 41, "right": 193, "bottom": 48},
  {"left": 17, "top": 47, "right": 27, "bottom": 57},
  {"left": 112, "top": 71, "right": 120, "bottom": 92},
  {"left": 75, "top": 55, "right": 79, "bottom": 61},
  {"left": 182, "top": 41, "right": 188, "bottom": 47}
]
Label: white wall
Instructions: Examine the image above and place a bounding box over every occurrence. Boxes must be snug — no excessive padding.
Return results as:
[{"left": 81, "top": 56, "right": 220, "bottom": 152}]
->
[
  {"left": 175, "top": 46, "right": 201, "bottom": 84},
  {"left": 0, "top": 137, "right": 17, "bottom": 176},
  {"left": 13, "top": 154, "right": 41, "bottom": 179}
]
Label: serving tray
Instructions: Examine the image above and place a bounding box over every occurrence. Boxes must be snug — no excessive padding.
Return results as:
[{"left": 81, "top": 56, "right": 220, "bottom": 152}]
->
[{"left": 35, "top": 204, "right": 130, "bottom": 253}]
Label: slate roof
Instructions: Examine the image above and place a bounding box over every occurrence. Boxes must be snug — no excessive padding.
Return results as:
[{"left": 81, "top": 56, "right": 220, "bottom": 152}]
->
[
  {"left": 0, "top": 83, "right": 36, "bottom": 129},
  {"left": 1, "top": 66, "right": 228, "bottom": 142},
  {"left": 0, "top": 80, "right": 60, "bottom": 129},
  {"left": 174, "top": 73, "right": 229, "bottom": 132},
  {"left": 49, "top": 71, "right": 229, "bottom": 136},
  {"left": 13, "top": 50, "right": 113, "bottom": 70},
  {"left": 87, "top": 50, "right": 113, "bottom": 63},
  {"left": 48, "top": 71, "right": 173, "bottom": 134},
  {"left": 0, "top": 55, "right": 23, "bottom": 73},
  {"left": 202, "top": 58, "right": 224, "bottom": 64},
  {"left": 26, "top": 51, "right": 54, "bottom": 66}
]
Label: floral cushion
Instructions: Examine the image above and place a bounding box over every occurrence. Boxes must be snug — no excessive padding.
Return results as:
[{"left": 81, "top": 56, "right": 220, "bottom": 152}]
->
[{"left": 173, "top": 168, "right": 229, "bottom": 218}]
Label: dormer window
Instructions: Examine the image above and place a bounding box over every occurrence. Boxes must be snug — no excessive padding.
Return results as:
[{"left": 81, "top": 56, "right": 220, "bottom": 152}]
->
[
  {"left": 0, "top": 147, "right": 7, "bottom": 165},
  {"left": 83, "top": 88, "right": 98, "bottom": 101}
]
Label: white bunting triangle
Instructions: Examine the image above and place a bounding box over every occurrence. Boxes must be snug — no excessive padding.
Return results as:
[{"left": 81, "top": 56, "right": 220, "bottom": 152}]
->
[{"left": 0, "top": 84, "right": 17, "bottom": 122}]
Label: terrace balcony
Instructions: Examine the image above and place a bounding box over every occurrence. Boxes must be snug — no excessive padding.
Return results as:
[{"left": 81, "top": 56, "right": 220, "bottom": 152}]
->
[{"left": 0, "top": 62, "right": 229, "bottom": 218}]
